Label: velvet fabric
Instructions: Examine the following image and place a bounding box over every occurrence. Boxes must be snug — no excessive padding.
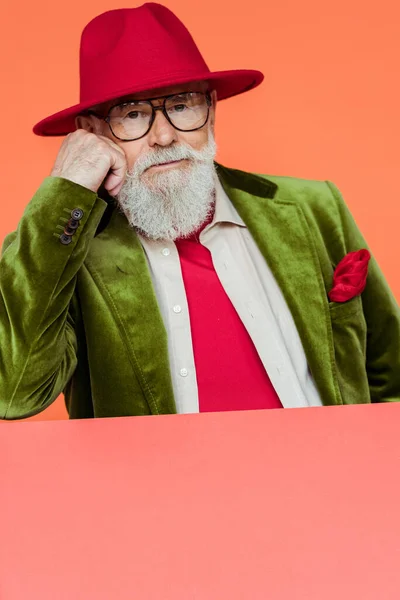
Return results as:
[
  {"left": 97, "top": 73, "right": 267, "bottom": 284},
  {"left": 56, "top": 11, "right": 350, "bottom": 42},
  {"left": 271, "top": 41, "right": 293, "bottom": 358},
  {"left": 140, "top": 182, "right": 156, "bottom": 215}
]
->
[{"left": 1, "top": 162, "right": 400, "bottom": 420}]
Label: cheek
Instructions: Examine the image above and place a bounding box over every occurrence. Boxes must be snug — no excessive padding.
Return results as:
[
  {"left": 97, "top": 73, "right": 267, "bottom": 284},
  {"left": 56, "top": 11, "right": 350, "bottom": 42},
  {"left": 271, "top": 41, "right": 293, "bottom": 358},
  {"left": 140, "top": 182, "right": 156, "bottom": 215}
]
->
[
  {"left": 123, "top": 143, "right": 147, "bottom": 171},
  {"left": 178, "top": 130, "right": 209, "bottom": 151}
]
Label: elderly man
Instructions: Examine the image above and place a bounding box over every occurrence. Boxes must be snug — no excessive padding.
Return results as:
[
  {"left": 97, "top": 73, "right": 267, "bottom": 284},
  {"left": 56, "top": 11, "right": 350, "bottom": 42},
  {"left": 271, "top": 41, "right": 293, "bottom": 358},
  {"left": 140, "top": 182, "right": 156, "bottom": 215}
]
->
[{"left": 1, "top": 3, "right": 399, "bottom": 421}]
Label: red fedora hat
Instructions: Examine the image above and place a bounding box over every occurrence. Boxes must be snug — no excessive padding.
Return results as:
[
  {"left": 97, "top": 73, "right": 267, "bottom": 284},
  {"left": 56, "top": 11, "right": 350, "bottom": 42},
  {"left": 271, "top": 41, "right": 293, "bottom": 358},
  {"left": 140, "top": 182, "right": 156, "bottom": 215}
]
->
[{"left": 33, "top": 2, "right": 264, "bottom": 136}]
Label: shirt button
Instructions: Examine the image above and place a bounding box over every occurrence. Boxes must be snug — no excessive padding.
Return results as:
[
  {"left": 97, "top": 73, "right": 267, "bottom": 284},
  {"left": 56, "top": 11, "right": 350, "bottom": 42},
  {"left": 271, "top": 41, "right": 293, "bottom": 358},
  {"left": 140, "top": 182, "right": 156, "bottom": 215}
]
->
[
  {"left": 173, "top": 305, "right": 182, "bottom": 313},
  {"left": 161, "top": 248, "right": 170, "bottom": 256},
  {"left": 179, "top": 368, "right": 188, "bottom": 377}
]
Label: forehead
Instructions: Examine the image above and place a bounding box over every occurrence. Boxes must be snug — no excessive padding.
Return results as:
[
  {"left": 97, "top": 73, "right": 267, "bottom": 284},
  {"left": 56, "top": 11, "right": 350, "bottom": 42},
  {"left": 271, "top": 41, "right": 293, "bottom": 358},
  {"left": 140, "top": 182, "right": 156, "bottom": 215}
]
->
[{"left": 94, "top": 80, "right": 209, "bottom": 112}]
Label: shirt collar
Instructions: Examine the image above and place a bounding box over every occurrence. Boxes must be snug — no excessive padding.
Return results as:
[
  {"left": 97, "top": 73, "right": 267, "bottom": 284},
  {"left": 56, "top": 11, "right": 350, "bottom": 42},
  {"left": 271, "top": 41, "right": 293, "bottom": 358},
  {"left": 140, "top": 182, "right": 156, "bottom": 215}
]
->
[{"left": 211, "top": 171, "right": 247, "bottom": 228}]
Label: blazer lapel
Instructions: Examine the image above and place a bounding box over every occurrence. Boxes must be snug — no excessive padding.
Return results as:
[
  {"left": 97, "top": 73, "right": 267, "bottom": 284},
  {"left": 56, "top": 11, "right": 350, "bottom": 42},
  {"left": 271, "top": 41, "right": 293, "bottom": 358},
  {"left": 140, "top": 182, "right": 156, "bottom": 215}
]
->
[
  {"left": 215, "top": 162, "right": 342, "bottom": 406},
  {"left": 85, "top": 202, "right": 177, "bottom": 415}
]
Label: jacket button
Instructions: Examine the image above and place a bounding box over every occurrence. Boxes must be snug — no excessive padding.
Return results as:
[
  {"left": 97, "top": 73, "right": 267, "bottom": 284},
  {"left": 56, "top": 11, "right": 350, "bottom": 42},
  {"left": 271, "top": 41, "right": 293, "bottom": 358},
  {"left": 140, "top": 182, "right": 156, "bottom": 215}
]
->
[
  {"left": 60, "top": 233, "right": 73, "bottom": 245},
  {"left": 71, "top": 208, "right": 84, "bottom": 220},
  {"left": 64, "top": 225, "right": 76, "bottom": 236},
  {"left": 67, "top": 218, "right": 80, "bottom": 230}
]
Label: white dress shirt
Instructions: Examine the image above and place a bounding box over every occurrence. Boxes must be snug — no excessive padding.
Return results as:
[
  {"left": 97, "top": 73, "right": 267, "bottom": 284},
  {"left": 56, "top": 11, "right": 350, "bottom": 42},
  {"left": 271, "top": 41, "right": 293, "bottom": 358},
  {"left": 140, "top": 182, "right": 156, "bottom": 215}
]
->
[{"left": 138, "top": 172, "right": 323, "bottom": 413}]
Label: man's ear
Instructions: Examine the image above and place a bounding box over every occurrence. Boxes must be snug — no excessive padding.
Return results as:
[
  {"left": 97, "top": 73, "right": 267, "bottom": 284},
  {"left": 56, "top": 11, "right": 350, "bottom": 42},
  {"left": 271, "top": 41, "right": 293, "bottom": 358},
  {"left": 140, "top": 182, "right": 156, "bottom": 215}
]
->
[{"left": 75, "top": 114, "right": 96, "bottom": 133}]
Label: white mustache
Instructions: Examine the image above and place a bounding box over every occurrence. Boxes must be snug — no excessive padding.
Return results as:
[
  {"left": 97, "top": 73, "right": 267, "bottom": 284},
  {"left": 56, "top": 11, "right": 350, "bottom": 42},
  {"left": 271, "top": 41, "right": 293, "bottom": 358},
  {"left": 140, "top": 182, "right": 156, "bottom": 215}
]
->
[{"left": 129, "top": 144, "right": 213, "bottom": 177}]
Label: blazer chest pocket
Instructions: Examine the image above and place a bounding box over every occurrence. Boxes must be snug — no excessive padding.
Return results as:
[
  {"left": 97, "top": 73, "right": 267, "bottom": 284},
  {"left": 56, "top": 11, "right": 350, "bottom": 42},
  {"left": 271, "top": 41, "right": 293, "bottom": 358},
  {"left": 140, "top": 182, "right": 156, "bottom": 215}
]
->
[
  {"left": 328, "top": 294, "right": 369, "bottom": 404},
  {"left": 328, "top": 294, "right": 363, "bottom": 321},
  {"left": 328, "top": 294, "right": 366, "bottom": 354}
]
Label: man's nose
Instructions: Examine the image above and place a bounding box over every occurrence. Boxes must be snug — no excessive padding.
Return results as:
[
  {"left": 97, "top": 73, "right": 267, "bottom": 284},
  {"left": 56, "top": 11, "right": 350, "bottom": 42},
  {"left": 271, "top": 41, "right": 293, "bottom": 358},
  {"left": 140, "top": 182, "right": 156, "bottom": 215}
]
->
[{"left": 147, "top": 107, "right": 178, "bottom": 146}]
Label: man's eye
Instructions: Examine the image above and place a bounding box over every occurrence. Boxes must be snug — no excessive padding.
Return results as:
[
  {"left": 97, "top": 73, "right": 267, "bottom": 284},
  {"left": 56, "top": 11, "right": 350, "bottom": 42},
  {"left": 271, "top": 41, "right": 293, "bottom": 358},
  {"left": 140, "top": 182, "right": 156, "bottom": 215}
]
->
[
  {"left": 171, "top": 104, "right": 187, "bottom": 112},
  {"left": 126, "top": 111, "right": 139, "bottom": 119}
]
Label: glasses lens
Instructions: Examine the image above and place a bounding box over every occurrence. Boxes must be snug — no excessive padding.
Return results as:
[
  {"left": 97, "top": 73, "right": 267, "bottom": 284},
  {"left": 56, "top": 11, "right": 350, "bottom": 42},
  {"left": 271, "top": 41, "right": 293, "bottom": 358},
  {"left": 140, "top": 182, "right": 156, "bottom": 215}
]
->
[
  {"left": 165, "top": 92, "right": 208, "bottom": 130},
  {"left": 109, "top": 101, "right": 153, "bottom": 140},
  {"left": 108, "top": 92, "right": 209, "bottom": 140}
]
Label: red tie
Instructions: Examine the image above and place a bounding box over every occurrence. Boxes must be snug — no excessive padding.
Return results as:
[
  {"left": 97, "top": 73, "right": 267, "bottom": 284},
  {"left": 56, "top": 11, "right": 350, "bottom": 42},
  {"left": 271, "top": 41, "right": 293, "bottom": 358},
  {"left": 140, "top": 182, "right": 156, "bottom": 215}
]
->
[{"left": 175, "top": 221, "right": 283, "bottom": 412}]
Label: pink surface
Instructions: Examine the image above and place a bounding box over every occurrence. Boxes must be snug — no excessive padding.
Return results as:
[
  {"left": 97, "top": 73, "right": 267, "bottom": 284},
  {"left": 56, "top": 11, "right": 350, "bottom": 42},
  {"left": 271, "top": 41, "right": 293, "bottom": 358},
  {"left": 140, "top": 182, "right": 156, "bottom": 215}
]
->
[{"left": 1, "top": 403, "right": 400, "bottom": 599}]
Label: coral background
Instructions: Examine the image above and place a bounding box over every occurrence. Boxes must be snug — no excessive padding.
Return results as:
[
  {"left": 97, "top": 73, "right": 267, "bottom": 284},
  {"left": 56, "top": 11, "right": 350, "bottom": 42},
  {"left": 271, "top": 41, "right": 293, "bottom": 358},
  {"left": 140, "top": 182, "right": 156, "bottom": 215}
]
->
[{"left": 1, "top": 0, "right": 399, "bottom": 421}]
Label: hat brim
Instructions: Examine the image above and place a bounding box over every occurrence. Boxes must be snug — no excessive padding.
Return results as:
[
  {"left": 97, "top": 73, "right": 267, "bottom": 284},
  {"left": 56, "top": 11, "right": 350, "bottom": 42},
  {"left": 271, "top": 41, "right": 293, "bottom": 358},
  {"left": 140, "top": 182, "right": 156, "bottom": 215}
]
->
[{"left": 32, "top": 69, "right": 264, "bottom": 136}]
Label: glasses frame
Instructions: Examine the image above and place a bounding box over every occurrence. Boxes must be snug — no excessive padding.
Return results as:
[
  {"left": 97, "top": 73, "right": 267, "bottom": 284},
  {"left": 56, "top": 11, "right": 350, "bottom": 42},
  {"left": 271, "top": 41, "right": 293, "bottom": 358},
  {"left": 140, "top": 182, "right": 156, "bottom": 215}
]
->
[{"left": 86, "top": 90, "right": 212, "bottom": 142}]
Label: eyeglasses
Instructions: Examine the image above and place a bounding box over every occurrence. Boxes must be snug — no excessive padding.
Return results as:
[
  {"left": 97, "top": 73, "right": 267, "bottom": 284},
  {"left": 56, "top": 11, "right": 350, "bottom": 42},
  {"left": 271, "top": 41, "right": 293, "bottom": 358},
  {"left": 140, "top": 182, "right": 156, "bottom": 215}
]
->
[{"left": 86, "top": 90, "right": 212, "bottom": 142}]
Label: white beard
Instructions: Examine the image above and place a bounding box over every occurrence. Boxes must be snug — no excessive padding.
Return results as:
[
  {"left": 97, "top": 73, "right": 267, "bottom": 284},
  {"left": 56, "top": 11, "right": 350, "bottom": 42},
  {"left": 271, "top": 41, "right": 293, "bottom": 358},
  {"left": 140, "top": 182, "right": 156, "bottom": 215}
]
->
[{"left": 115, "top": 130, "right": 218, "bottom": 241}]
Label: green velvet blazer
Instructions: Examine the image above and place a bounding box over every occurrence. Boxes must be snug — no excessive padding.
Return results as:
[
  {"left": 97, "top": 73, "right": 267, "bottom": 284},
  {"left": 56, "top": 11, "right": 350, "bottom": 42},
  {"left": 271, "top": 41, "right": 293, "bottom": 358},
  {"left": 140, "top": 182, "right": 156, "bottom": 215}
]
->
[{"left": 1, "top": 162, "right": 400, "bottom": 420}]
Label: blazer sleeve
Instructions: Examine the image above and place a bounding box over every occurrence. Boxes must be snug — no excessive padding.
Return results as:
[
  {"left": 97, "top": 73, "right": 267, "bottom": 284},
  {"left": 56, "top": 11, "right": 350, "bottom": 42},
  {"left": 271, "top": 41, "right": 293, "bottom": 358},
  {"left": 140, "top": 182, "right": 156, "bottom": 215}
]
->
[
  {"left": 0, "top": 176, "right": 108, "bottom": 420},
  {"left": 326, "top": 180, "right": 400, "bottom": 403}
]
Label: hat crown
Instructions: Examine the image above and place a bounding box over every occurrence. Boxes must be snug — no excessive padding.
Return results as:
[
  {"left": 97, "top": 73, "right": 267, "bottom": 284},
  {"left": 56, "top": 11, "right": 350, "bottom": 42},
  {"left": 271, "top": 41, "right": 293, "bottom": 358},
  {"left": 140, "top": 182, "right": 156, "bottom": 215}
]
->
[{"left": 79, "top": 3, "right": 210, "bottom": 103}]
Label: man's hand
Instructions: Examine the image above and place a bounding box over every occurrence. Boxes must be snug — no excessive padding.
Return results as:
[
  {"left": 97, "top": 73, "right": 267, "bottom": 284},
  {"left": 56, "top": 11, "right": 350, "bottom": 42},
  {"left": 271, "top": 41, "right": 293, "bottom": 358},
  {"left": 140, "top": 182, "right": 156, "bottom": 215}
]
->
[{"left": 50, "top": 129, "right": 128, "bottom": 197}]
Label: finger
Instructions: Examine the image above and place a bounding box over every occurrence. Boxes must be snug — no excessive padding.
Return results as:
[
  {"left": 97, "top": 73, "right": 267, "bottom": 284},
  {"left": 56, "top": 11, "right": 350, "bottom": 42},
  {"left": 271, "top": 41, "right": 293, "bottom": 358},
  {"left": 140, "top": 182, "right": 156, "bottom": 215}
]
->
[
  {"left": 96, "top": 134, "right": 127, "bottom": 156},
  {"left": 104, "top": 151, "right": 127, "bottom": 191},
  {"left": 107, "top": 184, "right": 123, "bottom": 198},
  {"left": 107, "top": 176, "right": 125, "bottom": 197},
  {"left": 104, "top": 172, "right": 125, "bottom": 193}
]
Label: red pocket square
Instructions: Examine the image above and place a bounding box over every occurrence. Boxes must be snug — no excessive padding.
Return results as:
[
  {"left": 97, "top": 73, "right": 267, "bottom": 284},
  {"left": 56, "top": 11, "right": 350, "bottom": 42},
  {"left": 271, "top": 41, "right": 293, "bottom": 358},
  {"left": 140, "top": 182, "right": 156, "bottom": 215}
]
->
[{"left": 328, "top": 249, "right": 371, "bottom": 303}]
